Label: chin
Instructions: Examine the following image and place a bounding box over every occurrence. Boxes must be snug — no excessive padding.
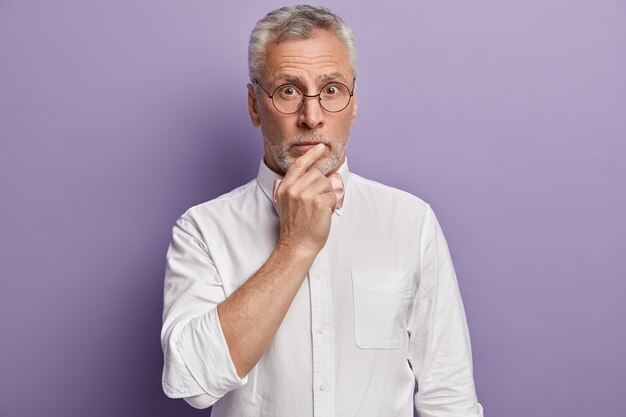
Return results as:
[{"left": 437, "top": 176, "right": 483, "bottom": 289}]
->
[
  {"left": 314, "top": 155, "right": 343, "bottom": 176},
  {"left": 275, "top": 147, "right": 344, "bottom": 176}
]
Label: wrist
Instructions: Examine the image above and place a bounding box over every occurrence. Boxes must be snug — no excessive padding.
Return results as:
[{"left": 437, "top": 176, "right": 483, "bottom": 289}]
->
[{"left": 275, "top": 238, "right": 320, "bottom": 261}]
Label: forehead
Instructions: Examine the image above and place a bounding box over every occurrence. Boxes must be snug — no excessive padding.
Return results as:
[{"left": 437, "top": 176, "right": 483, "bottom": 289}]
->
[{"left": 263, "top": 29, "right": 352, "bottom": 84}]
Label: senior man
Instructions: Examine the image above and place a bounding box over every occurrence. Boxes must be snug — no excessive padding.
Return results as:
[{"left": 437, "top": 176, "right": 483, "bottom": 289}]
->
[{"left": 161, "top": 5, "right": 484, "bottom": 417}]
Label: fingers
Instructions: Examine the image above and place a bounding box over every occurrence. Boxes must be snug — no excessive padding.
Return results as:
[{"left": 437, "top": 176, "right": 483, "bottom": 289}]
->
[
  {"left": 289, "top": 167, "right": 331, "bottom": 194},
  {"left": 315, "top": 189, "right": 339, "bottom": 212},
  {"left": 281, "top": 143, "right": 326, "bottom": 185},
  {"left": 276, "top": 168, "right": 337, "bottom": 213},
  {"left": 272, "top": 144, "right": 336, "bottom": 254}
]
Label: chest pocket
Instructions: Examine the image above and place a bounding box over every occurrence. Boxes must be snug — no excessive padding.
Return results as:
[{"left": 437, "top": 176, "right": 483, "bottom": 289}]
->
[{"left": 352, "top": 269, "right": 414, "bottom": 349}]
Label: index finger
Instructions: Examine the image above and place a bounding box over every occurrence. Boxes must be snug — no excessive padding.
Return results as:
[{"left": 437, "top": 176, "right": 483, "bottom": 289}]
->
[{"left": 281, "top": 143, "right": 326, "bottom": 184}]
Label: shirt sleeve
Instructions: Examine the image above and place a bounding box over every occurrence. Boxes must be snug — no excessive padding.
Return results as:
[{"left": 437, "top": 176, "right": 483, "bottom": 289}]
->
[
  {"left": 160, "top": 214, "right": 248, "bottom": 406},
  {"left": 407, "top": 205, "right": 484, "bottom": 417}
]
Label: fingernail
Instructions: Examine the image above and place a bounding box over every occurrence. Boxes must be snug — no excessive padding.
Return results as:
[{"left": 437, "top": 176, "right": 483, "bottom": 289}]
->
[{"left": 315, "top": 143, "right": 325, "bottom": 150}]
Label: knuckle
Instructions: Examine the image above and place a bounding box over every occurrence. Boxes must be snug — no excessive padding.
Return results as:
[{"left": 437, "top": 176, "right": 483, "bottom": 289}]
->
[
  {"left": 312, "top": 198, "right": 325, "bottom": 209},
  {"left": 292, "top": 158, "right": 305, "bottom": 169},
  {"left": 312, "top": 170, "right": 325, "bottom": 180},
  {"left": 287, "top": 188, "right": 298, "bottom": 199},
  {"left": 316, "top": 179, "right": 331, "bottom": 192}
]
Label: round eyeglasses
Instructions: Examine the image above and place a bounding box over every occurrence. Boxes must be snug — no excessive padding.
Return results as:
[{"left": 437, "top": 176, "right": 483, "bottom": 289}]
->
[{"left": 252, "top": 78, "right": 355, "bottom": 114}]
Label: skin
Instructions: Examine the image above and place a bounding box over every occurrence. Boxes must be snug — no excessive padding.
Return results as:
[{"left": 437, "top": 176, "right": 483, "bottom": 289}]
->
[
  {"left": 246, "top": 28, "right": 358, "bottom": 176},
  {"left": 213, "top": 29, "right": 359, "bottom": 384}
]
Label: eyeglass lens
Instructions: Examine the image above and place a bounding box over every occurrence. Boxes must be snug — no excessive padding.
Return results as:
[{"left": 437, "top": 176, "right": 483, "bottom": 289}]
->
[{"left": 272, "top": 83, "right": 352, "bottom": 113}]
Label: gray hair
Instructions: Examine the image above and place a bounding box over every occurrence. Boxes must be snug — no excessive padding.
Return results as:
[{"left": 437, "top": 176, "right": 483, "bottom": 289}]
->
[{"left": 248, "top": 5, "right": 357, "bottom": 81}]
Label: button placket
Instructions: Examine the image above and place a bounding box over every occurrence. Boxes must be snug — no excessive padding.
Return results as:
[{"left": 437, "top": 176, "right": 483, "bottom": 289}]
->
[{"left": 309, "top": 245, "right": 335, "bottom": 417}]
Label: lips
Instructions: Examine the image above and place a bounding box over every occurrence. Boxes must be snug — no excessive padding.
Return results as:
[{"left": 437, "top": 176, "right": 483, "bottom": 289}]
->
[{"left": 293, "top": 142, "right": 325, "bottom": 152}]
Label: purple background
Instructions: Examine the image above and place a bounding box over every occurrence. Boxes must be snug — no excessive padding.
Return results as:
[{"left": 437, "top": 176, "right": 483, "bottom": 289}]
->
[{"left": 1, "top": 1, "right": 625, "bottom": 416}]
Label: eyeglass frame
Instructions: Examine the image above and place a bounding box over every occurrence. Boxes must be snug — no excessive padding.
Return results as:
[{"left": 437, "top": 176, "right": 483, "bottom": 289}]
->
[{"left": 252, "top": 77, "right": 356, "bottom": 114}]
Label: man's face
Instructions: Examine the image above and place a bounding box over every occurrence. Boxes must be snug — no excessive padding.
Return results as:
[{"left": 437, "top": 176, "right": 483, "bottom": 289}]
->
[{"left": 247, "top": 29, "right": 357, "bottom": 176}]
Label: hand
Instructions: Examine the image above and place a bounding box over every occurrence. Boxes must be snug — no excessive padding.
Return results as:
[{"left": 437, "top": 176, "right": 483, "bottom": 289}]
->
[{"left": 274, "top": 143, "right": 337, "bottom": 256}]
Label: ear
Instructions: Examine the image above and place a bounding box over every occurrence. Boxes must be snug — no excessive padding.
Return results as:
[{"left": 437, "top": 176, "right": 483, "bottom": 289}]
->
[
  {"left": 350, "top": 96, "right": 358, "bottom": 125},
  {"left": 247, "top": 83, "right": 261, "bottom": 127}
]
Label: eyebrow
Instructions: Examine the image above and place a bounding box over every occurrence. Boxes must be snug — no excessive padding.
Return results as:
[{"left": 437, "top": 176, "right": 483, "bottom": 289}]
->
[
  {"left": 273, "top": 72, "right": 349, "bottom": 86},
  {"left": 319, "top": 72, "right": 348, "bottom": 83}
]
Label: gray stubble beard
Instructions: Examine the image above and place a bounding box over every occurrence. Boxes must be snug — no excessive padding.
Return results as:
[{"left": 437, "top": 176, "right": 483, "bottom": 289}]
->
[{"left": 268, "top": 132, "right": 347, "bottom": 176}]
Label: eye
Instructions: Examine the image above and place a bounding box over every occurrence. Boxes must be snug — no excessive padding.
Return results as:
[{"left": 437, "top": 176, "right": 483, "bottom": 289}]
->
[
  {"left": 324, "top": 84, "right": 339, "bottom": 95},
  {"left": 279, "top": 85, "right": 298, "bottom": 96}
]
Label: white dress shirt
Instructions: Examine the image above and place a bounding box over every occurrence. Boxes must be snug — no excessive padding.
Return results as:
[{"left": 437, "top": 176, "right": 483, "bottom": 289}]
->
[{"left": 161, "top": 157, "right": 484, "bottom": 417}]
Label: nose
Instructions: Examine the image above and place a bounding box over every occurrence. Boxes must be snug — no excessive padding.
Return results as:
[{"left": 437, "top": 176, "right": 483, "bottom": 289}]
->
[{"left": 297, "top": 95, "right": 324, "bottom": 129}]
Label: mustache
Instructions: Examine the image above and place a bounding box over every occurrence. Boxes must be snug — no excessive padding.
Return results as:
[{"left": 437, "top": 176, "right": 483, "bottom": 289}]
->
[{"left": 283, "top": 131, "right": 333, "bottom": 146}]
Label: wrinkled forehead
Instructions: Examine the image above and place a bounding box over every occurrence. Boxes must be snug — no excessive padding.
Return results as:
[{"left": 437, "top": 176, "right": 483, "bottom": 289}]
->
[{"left": 262, "top": 29, "right": 353, "bottom": 85}]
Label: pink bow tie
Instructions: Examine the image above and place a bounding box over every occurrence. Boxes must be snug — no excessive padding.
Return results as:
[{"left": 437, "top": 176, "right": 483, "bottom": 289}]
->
[{"left": 272, "top": 173, "right": 345, "bottom": 212}]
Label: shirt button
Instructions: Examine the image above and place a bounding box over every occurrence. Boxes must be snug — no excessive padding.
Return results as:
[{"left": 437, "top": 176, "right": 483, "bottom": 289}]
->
[
  {"left": 319, "top": 383, "right": 327, "bottom": 391},
  {"left": 317, "top": 326, "right": 326, "bottom": 334},
  {"left": 315, "top": 271, "right": 324, "bottom": 280}
]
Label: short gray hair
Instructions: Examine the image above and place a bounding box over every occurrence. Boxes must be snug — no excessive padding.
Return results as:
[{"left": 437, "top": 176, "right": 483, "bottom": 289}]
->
[{"left": 248, "top": 5, "right": 357, "bottom": 81}]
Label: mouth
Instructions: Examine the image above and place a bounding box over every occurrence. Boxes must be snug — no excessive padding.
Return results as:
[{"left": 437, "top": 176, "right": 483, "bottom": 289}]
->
[{"left": 292, "top": 142, "right": 325, "bottom": 153}]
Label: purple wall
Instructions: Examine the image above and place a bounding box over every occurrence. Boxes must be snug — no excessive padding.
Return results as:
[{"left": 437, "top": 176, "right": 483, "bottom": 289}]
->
[{"left": 1, "top": 1, "right": 625, "bottom": 416}]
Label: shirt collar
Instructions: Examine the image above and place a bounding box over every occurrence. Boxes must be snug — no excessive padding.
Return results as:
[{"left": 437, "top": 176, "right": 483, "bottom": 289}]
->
[{"left": 256, "top": 156, "right": 351, "bottom": 216}]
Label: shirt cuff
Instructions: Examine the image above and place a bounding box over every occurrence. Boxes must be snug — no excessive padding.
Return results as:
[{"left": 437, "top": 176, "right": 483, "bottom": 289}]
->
[
  {"left": 162, "top": 307, "right": 248, "bottom": 399},
  {"left": 415, "top": 400, "right": 484, "bottom": 417}
]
